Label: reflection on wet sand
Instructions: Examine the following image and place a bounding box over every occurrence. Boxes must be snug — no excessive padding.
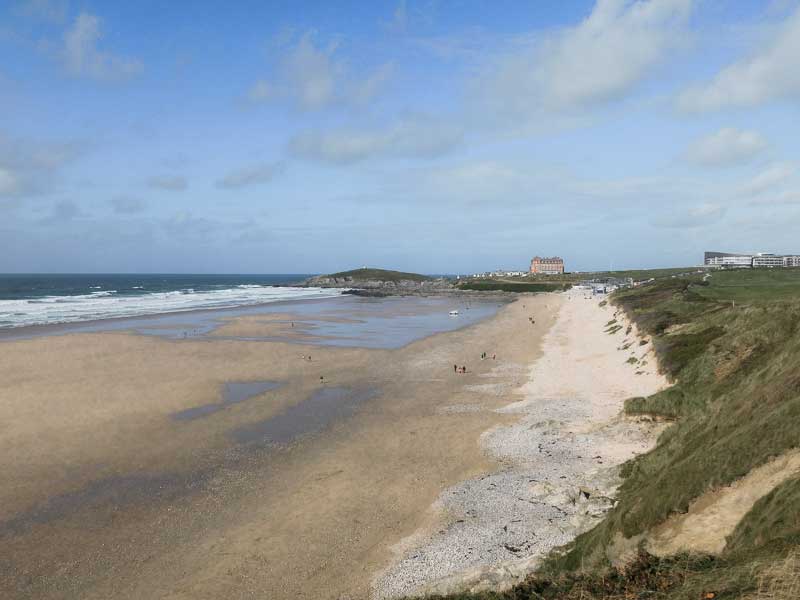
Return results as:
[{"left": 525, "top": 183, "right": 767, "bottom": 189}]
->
[
  {"left": 232, "top": 386, "right": 379, "bottom": 444},
  {"left": 172, "top": 381, "right": 283, "bottom": 421}
]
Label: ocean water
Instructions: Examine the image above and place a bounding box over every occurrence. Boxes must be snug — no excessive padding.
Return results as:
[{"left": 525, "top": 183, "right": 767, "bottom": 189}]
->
[{"left": 0, "top": 274, "right": 343, "bottom": 328}]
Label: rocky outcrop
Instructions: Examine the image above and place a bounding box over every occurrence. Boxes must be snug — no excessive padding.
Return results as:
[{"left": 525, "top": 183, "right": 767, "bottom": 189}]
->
[{"left": 301, "top": 274, "right": 455, "bottom": 296}]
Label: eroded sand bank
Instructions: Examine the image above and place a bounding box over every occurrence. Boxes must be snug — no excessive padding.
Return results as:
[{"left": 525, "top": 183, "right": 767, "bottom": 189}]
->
[
  {"left": 374, "top": 290, "right": 668, "bottom": 597},
  {"left": 0, "top": 294, "right": 556, "bottom": 600}
]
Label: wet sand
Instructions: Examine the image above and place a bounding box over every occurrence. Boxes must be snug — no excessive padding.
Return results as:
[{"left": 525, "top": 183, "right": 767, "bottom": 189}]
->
[{"left": 0, "top": 293, "right": 556, "bottom": 599}]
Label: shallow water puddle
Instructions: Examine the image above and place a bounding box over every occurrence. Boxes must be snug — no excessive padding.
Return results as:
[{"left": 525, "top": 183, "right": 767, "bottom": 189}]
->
[
  {"left": 232, "top": 386, "right": 379, "bottom": 445},
  {"left": 0, "top": 471, "right": 200, "bottom": 539},
  {"left": 172, "top": 381, "right": 283, "bottom": 421}
]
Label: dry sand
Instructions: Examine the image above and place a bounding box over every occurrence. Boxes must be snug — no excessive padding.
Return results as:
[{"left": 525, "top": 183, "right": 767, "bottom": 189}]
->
[
  {"left": 646, "top": 449, "right": 800, "bottom": 556},
  {"left": 0, "top": 294, "right": 556, "bottom": 600}
]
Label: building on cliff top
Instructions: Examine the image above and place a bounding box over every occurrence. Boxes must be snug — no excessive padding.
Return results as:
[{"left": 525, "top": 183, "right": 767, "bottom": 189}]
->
[
  {"left": 530, "top": 256, "right": 565, "bottom": 275},
  {"left": 705, "top": 251, "right": 800, "bottom": 268}
]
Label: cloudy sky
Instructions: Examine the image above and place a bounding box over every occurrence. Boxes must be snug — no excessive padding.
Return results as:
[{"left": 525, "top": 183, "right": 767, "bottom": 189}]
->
[{"left": 2, "top": 0, "right": 800, "bottom": 274}]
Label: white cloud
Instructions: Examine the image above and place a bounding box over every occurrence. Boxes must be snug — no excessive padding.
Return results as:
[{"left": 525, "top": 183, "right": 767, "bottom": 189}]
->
[
  {"left": 39, "top": 200, "right": 85, "bottom": 224},
  {"left": 15, "top": 0, "right": 68, "bottom": 23},
  {"left": 409, "top": 31, "right": 488, "bottom": 62},
  {"left": 217, "top": 162, "right": 282, "bottom": 189},
  {"left": 110, "top": 196, "right": 146, "bottom": 214},
  {"left": 478, "top": 0, "right": 692, "bottom": 120},
  {"left": 385, "top": 0, "right": 408, "bottom": 32},
  {"left": 163, "top": 211, "right": 217, "bottom": 240},
  {"left": 62, "top": 13, "right": 143, "bottom": 81},
  {"left": 741, "top": 162, "right": 796, "bottom": 196},
  {"left": 677, "top": 7, "right": 800, "bottom": 112},
  {"left": 684, "top": 128, "right": 768, "bottom": 167},
  {"left": 288, "top": 115, "right": 462, "bottom": 164},
  {"left": 418, "top": 161, "right": 533, "bottom": 202},
  {"left": 248, "top": 31, "right": 391, "bottom": 110},
  {"left": 652, "top": 202, "right": 726, "bottom": 228},
  {"left": 350, "top": 63, "right": 394, "bottom": 106},
  {"left": 749, "top": 189, "right": 800, "bottom": 206},
  {"left": 0, "top": 167, "right": 21, "bottom": 196},
  {"left": 247, "top": 80, "right": 272, "bottom": 103},
  {"left": 0, "top": 132, "right": 82, "bottom": 198},
  {"left": 147, "top": 175, "right": 187, "bottom": 191}
]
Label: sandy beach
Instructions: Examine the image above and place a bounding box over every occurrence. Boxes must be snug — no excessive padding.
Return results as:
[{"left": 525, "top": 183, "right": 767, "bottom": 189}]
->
[
  {"left": 0, "top": 290, "right": 663, "bottom": 599},
  {"left": 0, "top": 293, "right": 548, "bottom": 599},
  {"left": 375, "top": 289, "right": 667, "bottom": 597}
]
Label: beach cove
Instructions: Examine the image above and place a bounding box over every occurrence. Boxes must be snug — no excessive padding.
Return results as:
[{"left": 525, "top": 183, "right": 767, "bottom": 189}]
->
[{"left": 0, "top": 290, "right": 661, "bottom": 599}]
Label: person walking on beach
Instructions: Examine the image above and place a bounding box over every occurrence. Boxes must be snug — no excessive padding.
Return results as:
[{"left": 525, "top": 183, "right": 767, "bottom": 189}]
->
[{"left": 454, "top": 364, "right": 458, "bottom": 373}]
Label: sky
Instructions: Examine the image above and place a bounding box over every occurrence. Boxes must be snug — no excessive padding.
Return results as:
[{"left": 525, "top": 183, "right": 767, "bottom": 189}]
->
[{"left": 2, "top": 0, "right": 800, "bottom": 274}]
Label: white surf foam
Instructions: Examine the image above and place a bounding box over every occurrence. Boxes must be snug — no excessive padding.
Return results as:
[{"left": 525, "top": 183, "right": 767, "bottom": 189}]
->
[{"left": 0, "top": 286, "right": 346, "bottom": 328}]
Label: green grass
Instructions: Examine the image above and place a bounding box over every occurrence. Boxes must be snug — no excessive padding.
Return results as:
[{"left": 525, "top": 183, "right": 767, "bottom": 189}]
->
[
  {"left": 582, "top": 266, "right": 706, "bottom": 282},
  {"left": 625, "top": 385, "right": 692, "bottom": 419},
  {"left": 456, "top": 281, "right": 571, "bottom": 293},
  {"left": 695, "top": 268, "right": 800, "bottom": 304},
  {"left": 326, "top": 268, "right": 433, "bottom": 282}
]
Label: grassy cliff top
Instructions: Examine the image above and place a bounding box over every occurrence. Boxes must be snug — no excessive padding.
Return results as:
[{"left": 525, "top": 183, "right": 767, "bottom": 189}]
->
[{"left": 326, "top": 268, "right": 433, "bottom": 282}]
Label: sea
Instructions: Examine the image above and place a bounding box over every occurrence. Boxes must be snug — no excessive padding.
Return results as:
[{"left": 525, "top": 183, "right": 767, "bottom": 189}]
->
[{"left": 0, "top": 274, "right": 342, "bottom": 329}]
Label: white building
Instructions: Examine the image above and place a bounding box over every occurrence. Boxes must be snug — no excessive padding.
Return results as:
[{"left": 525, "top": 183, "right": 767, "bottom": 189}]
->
[
  {"left": 705, "top": 251, "right": 800, "bottom": 268},
  {"left": 704, "top": 251, "right": 753, "bottom": 267},
  {"left": 783, "top": 256, "right": 800, "bottom": 267},
  {"left": 752, "top": 254, "right": 785, "bottom": 268}
]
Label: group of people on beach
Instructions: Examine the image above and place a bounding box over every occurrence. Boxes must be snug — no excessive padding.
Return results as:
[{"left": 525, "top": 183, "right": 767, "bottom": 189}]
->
[{"left": 454, "top": 350, "right": 499, "bottom": 374}]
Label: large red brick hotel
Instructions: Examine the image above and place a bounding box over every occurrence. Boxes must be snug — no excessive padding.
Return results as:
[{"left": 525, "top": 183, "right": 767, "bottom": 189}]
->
[{"left": 530, "top": 256, "right": 565, "bottom": 275}]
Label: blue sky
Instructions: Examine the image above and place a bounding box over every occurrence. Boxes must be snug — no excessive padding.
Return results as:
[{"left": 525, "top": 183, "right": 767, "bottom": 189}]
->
[{"left": 2, "top": 0, "right": 800, "bottom": 274}]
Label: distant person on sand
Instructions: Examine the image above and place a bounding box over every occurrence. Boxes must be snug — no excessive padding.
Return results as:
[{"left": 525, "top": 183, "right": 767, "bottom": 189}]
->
[
  {"left": 462, "top": 365, "right": 467, "bottom": 373},
  {"left": 320, "top": 375, "right": 324, "bottom": 383},
  {"left": 454, "top": 364, "right": 458, "bottom": 373}
]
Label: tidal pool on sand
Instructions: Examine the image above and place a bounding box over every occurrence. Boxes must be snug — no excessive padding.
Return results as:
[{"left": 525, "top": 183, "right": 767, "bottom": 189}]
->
[
  {"left": 171, "top": 381, "right": 283, "bottom": 421},
  {"left": 232, "top": 386, "right": 380, "bottom": 445}
]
